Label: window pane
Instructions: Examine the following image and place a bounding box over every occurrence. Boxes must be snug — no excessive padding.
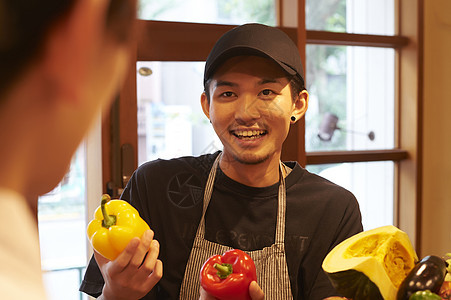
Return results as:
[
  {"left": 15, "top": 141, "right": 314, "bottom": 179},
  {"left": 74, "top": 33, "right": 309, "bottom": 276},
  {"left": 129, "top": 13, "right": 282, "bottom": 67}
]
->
[
  {"left": 38, "top": 146, "right": 87, "bottom": 300},
  {"left": 137, "top": 62, "right": 221, "bottom": 165},
  {"left": 307, "top": 161, "right": 394, "bottom": 230},
  {"left": 138, "top": 0, "right": 276, "bottom": 26},
  {"left": 306, "top": 0, "right": 394, "bottom": 35},
  {"left": 43, "top": 268, "right": 87, "bottom": 300},
  {"left": 305, "top": 45, "right": 395, "bottom": 152}
]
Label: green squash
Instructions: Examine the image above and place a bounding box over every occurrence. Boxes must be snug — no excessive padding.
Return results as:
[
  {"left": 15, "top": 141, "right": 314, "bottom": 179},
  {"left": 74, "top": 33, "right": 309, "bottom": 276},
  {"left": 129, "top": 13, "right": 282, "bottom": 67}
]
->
[{"left": 322, "top": 225, "right": 418, "bottom": 300}]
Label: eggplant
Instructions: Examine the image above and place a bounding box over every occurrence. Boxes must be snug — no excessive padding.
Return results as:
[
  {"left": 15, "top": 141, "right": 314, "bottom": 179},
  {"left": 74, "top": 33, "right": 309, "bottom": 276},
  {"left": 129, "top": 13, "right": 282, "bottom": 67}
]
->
[{"left": 396, "top": 255, "right": 447, "bottom": 300}]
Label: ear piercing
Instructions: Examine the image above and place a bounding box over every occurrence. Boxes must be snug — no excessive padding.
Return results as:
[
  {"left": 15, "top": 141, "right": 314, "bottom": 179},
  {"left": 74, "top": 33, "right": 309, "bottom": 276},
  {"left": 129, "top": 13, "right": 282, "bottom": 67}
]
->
[{"left": 291, "top": 116, "right": 296, "bottom": 122}]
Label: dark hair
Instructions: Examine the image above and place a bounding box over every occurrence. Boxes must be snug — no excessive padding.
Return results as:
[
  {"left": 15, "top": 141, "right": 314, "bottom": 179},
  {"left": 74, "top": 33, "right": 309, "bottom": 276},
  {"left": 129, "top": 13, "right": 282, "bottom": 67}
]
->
[
  {"left": 0, "top": 0, "right": 136, "bottom": 99},
  {"left": 204, "top": 74, "right": 305, "bottom": 103},
  {"left": 289, "top": 74, "right": 306, "bottom": 100}
]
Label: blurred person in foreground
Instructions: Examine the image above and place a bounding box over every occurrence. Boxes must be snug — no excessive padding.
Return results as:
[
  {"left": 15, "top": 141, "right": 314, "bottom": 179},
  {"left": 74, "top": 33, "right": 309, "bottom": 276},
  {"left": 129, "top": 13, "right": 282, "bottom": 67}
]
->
[
  {"left": 0, "top": 0, "right": 151, "bottom": 298},
  {"left": 80, "top": 23, "right": 362, "bottom": 299}
]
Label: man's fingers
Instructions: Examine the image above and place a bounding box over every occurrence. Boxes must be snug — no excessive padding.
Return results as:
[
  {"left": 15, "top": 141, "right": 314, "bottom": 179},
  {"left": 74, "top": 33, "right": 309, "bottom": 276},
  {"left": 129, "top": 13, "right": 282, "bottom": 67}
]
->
[
  {"left": 137, "top": 240, "right": 160, "bottom": 274},
  {"left": 108, "top": 236, "right": 140, "bottom": 273},
  {"left": 249, "top": 281, "right": 264, "bottom": 300},
  {"left": 133, "top": 255, "right": 163, "bottom": 295},
  {"left": 146, "top": 259, "right": 163, "bottom": 288},
  {"left": 129, "top": 230, "right": 154, "bottom": 268}
]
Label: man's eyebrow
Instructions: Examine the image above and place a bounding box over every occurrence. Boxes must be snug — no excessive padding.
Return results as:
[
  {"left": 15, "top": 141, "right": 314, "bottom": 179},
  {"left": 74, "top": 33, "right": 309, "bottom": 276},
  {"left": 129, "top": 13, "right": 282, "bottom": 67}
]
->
[{"left": 214, "top": 80, "right": 238, "bottom": 88}]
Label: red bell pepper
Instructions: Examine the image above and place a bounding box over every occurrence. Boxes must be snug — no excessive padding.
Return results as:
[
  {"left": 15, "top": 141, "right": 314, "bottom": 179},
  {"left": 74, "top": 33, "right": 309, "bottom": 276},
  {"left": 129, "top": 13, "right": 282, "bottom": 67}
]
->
[{"left": 200, "top": 249, "right": 257, "bottom": 300}]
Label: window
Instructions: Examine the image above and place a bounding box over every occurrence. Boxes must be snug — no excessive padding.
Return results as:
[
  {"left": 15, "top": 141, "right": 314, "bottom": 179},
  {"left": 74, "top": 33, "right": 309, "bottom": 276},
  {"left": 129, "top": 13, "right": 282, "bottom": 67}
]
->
[
  {"left": 303, "top": 0, "right": 403, "bottom": 230},
  {"left": 136, "top": 61, "right": 220, "bottom": 165},
  {"left": 306, "top": 0, "right": 394, "bottom": 35},
  {"left": 305, "top": 45, "right": 395, "bottom": 152},
  {"left": 307, "top": 161, "right": 394, "bottom": 230}
]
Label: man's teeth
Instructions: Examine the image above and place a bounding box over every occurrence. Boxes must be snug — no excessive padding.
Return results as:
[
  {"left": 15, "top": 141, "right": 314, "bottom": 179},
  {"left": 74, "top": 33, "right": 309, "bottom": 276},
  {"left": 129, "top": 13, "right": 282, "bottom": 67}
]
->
[{"left": 234, "top": 130, "right": 265, "bottom": 137}]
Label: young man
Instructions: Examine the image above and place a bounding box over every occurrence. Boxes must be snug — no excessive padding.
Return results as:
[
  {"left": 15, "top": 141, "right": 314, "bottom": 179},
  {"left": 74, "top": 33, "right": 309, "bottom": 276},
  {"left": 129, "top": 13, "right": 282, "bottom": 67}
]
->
[
  {"left": 0, "top": 0, "right": 141, "bottom": 298},
  {"left": 81, "top": 23, "right": 363, "bottom": 299}
]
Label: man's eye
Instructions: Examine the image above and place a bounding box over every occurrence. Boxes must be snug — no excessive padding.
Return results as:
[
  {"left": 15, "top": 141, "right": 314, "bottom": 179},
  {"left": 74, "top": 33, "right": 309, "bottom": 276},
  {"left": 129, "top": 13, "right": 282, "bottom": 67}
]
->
[
  {"left": 221, "top": 91, "right": 234, "bottom": 97},
  {"left": 260, "top": 89, "right": 274, "bottom": 96}
]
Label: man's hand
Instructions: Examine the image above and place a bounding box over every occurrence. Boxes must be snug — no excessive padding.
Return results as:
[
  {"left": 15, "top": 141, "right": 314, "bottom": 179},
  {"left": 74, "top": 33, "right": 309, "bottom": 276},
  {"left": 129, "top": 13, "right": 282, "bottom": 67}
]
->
[
  {"left": 95, "top": 229, "right": 163, "bottom": 300},
  {"left": 199, "top": 281, "right": 264, "bottom": 300},
  {"left": 249, "top": 281, "right": 265, "bottom": 300}
]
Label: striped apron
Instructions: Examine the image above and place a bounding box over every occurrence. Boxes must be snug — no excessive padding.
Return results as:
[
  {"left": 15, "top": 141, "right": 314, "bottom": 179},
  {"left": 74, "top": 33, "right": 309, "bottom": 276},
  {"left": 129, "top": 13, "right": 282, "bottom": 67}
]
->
[{"left": 179, "top": 154, "right": 293, "bottom": 299}]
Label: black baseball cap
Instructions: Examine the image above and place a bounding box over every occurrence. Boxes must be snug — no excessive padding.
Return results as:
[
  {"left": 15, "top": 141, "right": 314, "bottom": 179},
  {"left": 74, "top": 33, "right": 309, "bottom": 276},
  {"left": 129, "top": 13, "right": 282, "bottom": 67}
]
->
[{"left": 203, "top": 23, "right": 304, "bottom": 87}]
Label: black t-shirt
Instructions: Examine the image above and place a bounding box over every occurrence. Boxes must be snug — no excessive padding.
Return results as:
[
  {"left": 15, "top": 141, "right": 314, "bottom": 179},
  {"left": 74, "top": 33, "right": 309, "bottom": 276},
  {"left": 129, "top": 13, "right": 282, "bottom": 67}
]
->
[{"left": 80, "top": 152, "right": 363, "bottom": 299}]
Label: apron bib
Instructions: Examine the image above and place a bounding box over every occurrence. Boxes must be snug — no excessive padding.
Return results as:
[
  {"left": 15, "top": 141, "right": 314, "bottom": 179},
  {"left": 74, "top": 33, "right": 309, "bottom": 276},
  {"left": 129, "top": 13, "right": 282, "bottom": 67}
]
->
[{"left": 179, "top": 154, "right": 293, "bottom": 299}]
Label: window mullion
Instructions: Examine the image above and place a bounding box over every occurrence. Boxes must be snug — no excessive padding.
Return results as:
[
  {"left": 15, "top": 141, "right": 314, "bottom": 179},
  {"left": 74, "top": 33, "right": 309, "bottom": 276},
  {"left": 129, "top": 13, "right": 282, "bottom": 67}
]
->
[{"left": 306, "top": 149, "right": 408, "bottom": 165}]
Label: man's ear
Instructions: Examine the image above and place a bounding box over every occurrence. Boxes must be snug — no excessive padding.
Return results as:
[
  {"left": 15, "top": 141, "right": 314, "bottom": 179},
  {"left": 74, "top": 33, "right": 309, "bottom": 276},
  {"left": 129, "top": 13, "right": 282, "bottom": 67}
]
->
[
  {"left": 291, "top": 90, "right": 309, "bottom": 122},
  {"left": 200, "top": 92, "right": 211, "bottom": 120},
  {"left": 41, "top": 0, "right": 110, "bottom": 103}
]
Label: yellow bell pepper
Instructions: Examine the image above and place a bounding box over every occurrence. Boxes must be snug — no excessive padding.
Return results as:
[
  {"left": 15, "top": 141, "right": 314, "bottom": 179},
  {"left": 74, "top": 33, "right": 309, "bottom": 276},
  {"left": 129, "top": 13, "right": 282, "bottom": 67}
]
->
[{"left": 87, "top": 194, "right": 150, "bottom": 261}]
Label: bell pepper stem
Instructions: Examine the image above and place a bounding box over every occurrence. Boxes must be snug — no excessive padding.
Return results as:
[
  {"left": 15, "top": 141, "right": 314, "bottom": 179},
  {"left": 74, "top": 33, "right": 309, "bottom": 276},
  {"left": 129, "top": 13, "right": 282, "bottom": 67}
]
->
[
  {"left": 101, "top": 194, "right": 117, "bottom": 228},
  {"left": 214, "top": 263, "right": 233, "bottom": 279}
]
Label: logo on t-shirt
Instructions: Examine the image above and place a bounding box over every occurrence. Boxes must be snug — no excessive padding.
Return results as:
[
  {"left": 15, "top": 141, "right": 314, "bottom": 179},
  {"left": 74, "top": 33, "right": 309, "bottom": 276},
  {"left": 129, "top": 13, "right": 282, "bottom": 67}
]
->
[{"left": 167, "top": 172, "right": 203, "bottom": 208}]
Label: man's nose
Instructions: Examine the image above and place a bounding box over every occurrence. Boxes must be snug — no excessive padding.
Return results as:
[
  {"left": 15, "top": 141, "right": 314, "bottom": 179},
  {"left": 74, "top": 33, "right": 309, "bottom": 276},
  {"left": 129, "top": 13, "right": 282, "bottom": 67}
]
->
[{"left": 235, "top": 94, "right": 261, "bottom": 125}]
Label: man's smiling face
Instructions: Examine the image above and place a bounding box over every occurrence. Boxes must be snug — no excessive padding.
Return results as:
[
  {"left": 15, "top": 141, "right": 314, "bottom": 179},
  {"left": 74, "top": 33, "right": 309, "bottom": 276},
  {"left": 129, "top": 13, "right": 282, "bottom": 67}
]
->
[{"left": 202, "top": 55, "right": 296, "bottom": 166}]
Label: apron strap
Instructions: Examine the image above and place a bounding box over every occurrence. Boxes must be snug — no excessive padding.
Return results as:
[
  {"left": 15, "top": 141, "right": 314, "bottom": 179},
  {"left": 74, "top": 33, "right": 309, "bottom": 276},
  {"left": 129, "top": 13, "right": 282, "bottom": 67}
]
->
[
  {"left": 276, "top": 161, "right": 287, "bottom": 245},
  {"left": 196, "top": 152, "right": 286, "bottom": 245}
]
